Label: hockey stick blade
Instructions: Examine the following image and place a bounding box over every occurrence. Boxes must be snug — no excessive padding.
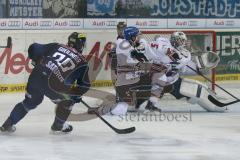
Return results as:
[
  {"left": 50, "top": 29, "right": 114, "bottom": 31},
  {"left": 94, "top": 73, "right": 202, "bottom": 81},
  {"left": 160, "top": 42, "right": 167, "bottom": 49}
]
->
[
  {"left": 208, "top": 95, "right": 240, "bottom": 107},
  {"left": 96, "top": 113, "right": 135, "bottom": 134},
  {"left": 113, "top": 126, "right": 136, "bottom": 134},
  {"left": 80, "top": 100, "right": 135, "bottom": 134}
]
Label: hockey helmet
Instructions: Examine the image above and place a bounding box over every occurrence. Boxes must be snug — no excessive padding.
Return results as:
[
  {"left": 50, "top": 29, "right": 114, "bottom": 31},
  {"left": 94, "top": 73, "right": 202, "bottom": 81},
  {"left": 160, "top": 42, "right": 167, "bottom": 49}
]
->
[
  {"left": 117, "top": 21, "right": 127, "bottom": 30},
  {"left": 170, "top": 31, "right": 187, "bottom": 48},
  {"left": 123, "top": 26, "right": 140, "bottom": 41},
  {"left": 117, "top": 21, "right": 127, "bottom": 37},
  {"left": 68, "top": 32, "right": 86, "bottom": 53}
]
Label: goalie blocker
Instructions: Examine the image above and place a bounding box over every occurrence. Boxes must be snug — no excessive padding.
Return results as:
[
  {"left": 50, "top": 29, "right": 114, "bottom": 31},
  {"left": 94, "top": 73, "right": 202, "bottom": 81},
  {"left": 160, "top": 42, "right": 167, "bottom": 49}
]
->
[{"left": 179, "top": 78, "right": 226, "bottom": 112}]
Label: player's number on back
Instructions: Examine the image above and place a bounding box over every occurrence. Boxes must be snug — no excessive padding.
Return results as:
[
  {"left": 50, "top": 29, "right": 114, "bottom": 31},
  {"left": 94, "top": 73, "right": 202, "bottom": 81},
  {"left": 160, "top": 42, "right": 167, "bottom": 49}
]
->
[{"left": 52, "top": 52, "right": 75, "bottom": 72}]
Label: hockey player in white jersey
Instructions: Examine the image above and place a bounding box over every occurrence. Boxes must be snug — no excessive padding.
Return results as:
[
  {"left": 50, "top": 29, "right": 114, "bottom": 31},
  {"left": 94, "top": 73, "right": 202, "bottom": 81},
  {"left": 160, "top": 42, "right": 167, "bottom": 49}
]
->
[
  {"left": 110, "top": 26, "right": 152, "bottom": 115},
  {"left": 109, "top": 22, "right": 127, "bottom": 93},
  {"left": 141, "top": 31, "right": 225, "bottom": 112}
]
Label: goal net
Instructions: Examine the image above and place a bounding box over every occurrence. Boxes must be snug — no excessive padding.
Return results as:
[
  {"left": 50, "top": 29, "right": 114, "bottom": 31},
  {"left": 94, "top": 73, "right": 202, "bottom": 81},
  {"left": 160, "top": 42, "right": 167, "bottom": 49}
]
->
[{"left": 141, "top": 30, "right": 216, "bottom": 90}]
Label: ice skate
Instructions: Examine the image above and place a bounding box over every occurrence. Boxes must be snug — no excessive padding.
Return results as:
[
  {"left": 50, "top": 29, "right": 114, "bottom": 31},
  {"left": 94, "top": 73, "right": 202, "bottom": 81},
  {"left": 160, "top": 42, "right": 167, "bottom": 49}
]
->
[
  {"left": 0, "top": 117, "right": 16, "bottom": 133},
  {"left": 145, "top": 101, "right": 162, "bottom": 112},
  {"left": 51, "top": 123, "right": 73, "bottom": 134}
]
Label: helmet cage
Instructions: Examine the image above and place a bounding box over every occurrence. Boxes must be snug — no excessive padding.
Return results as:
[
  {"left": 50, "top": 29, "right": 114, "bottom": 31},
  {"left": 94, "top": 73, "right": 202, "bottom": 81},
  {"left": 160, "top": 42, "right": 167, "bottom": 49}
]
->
[{"left": 170, "top": 32, "right": 187, "bottom": 48}]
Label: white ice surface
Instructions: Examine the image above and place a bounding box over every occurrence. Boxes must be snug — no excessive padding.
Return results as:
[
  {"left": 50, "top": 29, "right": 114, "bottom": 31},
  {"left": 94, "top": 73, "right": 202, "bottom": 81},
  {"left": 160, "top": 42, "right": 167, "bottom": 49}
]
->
[{"left": 0, "top": 82, "right": 240, "bottom": 160}]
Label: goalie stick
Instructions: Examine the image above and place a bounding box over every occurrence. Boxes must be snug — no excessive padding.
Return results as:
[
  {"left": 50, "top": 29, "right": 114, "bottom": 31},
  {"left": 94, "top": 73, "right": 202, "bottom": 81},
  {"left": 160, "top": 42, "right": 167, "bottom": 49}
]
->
[
  {"left": 0, "top": 37, "right": 12, "bottom": 48},
  {"left": 80, "top": 99, "right": 136, "bottom": 134},
  {"left": 216, "top": 47, "right": 240, "bottom": 52},
  {"left": 208, "top": 95, "right": 240, "bottom": 107},
  {"left": 206, "top": 46, "right": 240, "bottom": 52},
  {"left": 186, "top": 65, "right": 240, "bottom": 107}
]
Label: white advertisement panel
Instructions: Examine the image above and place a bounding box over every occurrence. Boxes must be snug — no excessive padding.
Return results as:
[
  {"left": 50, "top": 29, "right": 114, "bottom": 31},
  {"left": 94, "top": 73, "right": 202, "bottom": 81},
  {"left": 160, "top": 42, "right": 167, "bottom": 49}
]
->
[
  {"left": 2, "top": 18, "right": 240, "bottom": 29},
  {"left": 206, "top": 19, "right": 240, "bottom": 28},
  {"left": 0, "top": 19, "right": 22, "bottom": 29},
  {"left": 83, "top": 18, "right": 126, "bottom": 29},
  {"left": 22, "top": 19, "right": 53, "bottom": 29},
  {"left": 168, "top": 19, "right": 206, "bottom": 29},
  {"left": 53, "top": 19, "right": 83, "bottom": 29},
  {"left": 126, "top": 19, "right": 167, "bottom": 29}
]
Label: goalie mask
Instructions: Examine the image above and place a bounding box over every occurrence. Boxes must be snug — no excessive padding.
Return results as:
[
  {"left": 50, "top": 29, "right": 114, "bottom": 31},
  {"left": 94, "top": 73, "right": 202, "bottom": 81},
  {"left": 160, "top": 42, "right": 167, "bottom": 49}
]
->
[
  {"left": 170, "top": 31, "right": 187, "bottom": 48},
  {"left": 68, "top": 32, "right": 86, "bottom": 53}
]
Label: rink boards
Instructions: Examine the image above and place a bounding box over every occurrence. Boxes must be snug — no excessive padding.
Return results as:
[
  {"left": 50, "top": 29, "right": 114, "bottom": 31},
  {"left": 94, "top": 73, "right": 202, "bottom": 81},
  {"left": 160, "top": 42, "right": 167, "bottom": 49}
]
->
[{"left": 0, "top": 30, "right": 240, "bottom": 93}]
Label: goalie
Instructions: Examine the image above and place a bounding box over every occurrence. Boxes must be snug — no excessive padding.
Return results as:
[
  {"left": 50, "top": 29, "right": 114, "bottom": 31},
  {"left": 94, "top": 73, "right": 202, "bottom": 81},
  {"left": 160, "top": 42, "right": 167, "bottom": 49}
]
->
[{"left": 137, "top": 31, "right": 226, "bottom": 112}]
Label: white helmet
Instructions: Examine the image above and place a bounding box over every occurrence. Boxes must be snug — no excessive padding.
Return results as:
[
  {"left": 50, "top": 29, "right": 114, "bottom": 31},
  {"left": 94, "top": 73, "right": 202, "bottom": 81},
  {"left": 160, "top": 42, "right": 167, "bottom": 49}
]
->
[{"left": 170, "top": 31, "right": 187, "bottom": 48}]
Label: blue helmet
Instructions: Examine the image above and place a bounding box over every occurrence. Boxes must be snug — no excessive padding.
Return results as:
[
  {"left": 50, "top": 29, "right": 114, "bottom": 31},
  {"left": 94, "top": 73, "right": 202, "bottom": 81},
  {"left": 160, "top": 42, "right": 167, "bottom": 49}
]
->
[{"left": 123, "top": 26, "right": 140, "bottom": 41}]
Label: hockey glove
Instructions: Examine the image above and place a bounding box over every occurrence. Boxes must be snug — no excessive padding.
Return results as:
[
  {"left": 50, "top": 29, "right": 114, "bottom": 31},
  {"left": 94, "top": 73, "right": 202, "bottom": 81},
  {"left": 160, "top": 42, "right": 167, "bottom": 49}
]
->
[
  {"left": 170, "top": 61, "right": 180, "bottom": 72},
  {"left": 167, "top": 48, "right": 180, "bottom": 61},
  {"left": 130, "top": 50, "right": 148, "bottom": 62}
]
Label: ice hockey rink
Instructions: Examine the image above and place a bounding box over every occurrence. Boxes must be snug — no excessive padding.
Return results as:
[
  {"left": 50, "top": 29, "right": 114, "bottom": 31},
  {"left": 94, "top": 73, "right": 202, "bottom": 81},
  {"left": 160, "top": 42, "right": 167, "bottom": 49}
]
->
[{"left": 0, "top": 81, "right": 240, "bottom": 160}]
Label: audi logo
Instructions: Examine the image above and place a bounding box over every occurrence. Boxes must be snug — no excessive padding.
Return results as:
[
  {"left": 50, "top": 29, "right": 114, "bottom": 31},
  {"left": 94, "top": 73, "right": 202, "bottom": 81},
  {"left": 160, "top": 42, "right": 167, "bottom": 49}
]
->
[
  {"left": 188, "top": 21, "right": 198, "bottom": 26},
  {"left": 226, "top": 21, "right": 234, "bottom": 26},
  {"left": 149, "top": 21, "right": 159, "bottom": 26},
  {"left": 106, "top": 21, "right": 117, "bottom": 26},
  {"left": 8, "top": 21, "right": 21, "bottom": 27},
  {"left": 69, "top": 21, "right": 81, "bottom": 26},
  {"left": 40, "top": 21, "right": 52, "bottom": 27}
]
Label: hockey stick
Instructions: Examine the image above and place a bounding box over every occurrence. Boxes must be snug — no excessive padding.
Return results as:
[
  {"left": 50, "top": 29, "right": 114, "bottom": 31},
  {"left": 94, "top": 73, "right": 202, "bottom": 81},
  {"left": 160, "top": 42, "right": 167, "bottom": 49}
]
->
[
  {"left": 216, "top": 47, "right": 240, "bottom": 52},
  {"left": 0, "top": 37, "right": 12, "bottom": 48},
  {"left": 186, "top": 65, "right": 240, "bottom": 107},
  {"left": 207, "top": 95, "right": 240, "bottom": 107},
  {"left": 80, "top": 99, "right": 136, "bottom": 134},
  {"left": 206, "top": 46, "right": 240, "bottom": 52}
]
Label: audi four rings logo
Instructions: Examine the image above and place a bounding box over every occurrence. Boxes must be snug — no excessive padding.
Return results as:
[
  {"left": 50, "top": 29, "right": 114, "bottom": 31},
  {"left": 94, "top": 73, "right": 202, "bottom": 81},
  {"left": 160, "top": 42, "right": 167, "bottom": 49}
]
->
[
  {"left": 149, "top": 21, "right": 159, "bottom": 26},
  {"left": 8, "top": 21, "right": 21, "bottom": 27},
  {"left": 188, "top": 21, "right": 198, "bottom": 26},
  {"left": 40, "top": 21, "right": 52, "bottom": 27},
  {"left": 106, "top": 21, "right": 117, "bottom": 26},
  {"left": 226, "top": 21, "right": 234, "bottom": 26},
  {"left": 69, "top": 21, "right": 81, "bottom": 26}
]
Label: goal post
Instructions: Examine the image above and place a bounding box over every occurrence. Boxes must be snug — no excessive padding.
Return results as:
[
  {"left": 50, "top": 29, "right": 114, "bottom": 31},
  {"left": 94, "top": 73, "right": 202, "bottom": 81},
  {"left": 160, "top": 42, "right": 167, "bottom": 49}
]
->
[{"left": 141, "top": 30, "right": 217, "bottom": 90}]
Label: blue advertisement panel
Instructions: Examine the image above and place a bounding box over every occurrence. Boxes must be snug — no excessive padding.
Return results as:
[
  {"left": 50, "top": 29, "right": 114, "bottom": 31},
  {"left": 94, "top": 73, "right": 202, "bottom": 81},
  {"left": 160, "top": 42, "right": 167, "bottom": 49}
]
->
[
  {"left": 152, "top": 0, "right": 240, "bottom": 18},
  {"left": 87, "top": 0, "right": 240, "bottom": 18}
]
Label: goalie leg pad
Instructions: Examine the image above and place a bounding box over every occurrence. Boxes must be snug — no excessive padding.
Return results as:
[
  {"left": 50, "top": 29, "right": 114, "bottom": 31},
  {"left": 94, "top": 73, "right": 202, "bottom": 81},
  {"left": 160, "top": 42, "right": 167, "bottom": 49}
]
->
[
  {"left": 180, "top": 78, "right": 226, "bottom": 112},
  {"left": 170, "top": 78, "right": 187, "bottom": 99}
]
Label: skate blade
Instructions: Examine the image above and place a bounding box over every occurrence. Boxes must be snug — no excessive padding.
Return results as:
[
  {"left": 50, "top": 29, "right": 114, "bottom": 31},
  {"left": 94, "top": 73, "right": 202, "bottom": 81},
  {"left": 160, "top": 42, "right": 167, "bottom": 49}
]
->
[{"left": 49, "top": 130, "right": 72, "bottom": 135}]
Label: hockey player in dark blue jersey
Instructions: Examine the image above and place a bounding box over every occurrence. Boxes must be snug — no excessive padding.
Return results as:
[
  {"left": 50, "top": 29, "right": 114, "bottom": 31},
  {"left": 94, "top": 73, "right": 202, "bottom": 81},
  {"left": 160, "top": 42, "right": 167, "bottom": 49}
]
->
[{"left": 0, "top": 32, "right": 90, "bottom": 133}]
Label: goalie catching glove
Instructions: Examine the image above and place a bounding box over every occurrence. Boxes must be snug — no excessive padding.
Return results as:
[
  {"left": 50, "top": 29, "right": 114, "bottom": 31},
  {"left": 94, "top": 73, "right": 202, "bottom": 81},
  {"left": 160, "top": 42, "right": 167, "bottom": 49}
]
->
[{"left": 193, "top": 51, "right": 220, "bottom": 70}]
